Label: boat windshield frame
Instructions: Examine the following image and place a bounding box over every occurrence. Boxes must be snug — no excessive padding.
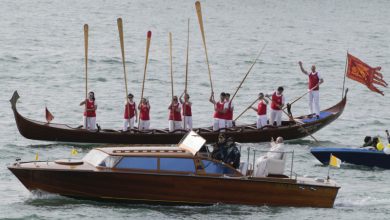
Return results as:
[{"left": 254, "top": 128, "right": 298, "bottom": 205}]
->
[{"left": 83, "top": 149, "right": 110, "bottom": 167}]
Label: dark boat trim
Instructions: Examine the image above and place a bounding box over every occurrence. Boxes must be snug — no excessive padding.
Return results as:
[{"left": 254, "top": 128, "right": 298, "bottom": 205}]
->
[{"left": 10, "top": 90, "right": 348, "bottom": 144}]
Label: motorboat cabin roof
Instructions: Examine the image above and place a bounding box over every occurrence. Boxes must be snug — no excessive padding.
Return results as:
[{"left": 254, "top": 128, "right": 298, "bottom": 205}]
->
[{"left": 97, "top": 146, "right": 193, "bottom": 157}]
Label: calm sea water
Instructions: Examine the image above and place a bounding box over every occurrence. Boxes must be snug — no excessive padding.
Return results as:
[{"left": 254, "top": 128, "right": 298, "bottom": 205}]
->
[{"left": 1, "top": 0, "right": 390, "bottom": 219}]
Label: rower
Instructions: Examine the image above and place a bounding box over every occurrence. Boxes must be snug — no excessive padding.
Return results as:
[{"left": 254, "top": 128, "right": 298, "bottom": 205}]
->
[
  {"left": 180, "top": 92, "right": 192, "bottom": 130},
  {"left": 168, "top": 96, "right": 182, "bottom": 132},
  {"left": 209, "top": 92, "right": 227, "bottom": 131},
  {"left": 298, "top": 61, "right": 324, "bottom": 119},
  {"left": 80, "top": 91, "right": 97, "bottom": 130},
  {"left": 123, "top": 93, "right": 137, "bottom": 131},
  {"left": 224, "top": 93, "right": 234, "bottom": 128},
  {"left": 266, "top": 87, "right": 285, "bottom": 126},
  {"left": 251, "top": 93, "right": 268, "bottom": 128},
  {"left": 138, "top": 98, "right": 150, "bottom": 130}
]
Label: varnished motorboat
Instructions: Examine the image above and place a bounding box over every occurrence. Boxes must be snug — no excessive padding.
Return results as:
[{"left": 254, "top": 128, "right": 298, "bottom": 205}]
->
[
  {"left": 8, "top": 132, "right": 340, "bottom": 207},
  {"left": 10, "top": 90, "right": 347, "bottom": 144}
]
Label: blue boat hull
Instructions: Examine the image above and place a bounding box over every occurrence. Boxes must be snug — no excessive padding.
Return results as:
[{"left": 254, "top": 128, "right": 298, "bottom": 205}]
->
[{"left": 310, "top": 147, "right": 390, "bottom": 169}]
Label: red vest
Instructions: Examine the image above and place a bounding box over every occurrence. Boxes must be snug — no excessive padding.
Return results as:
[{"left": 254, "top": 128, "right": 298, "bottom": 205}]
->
[
  {"left": 139, "top": 104, "right": 150, "bottom": 120},
  {"left": 270, "top": 92, "right": 283, "bottom": 110},
  {"left": 84, "top": 100, "right": 96, "bottom": 117},
  {"left": 257, "top": 100, "right": 267, "bottom": 115},
  {"left": 182, "top": 102, "right": 192, "bottom": 116},
  {"left": 213, "top": 102, "right": 225, "bottom": 119},
  {"left": 169, "top": 103, "right": 182, "bottom": 121},
  {"left": 309, "top": 72, "right": 320, "bottom": 90},
  {"left": 124, "top": 102, "right": 136, "bottom": 119},
  {"left": 225, "top": 101, "right": 233, "bottom": 120}
]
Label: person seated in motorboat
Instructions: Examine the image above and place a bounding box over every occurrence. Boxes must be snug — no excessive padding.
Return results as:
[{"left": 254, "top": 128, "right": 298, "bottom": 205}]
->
[
  {"left": 372, "top": 137, "right": 379, "bottom": 150},
  {"left": 254, "top": 137, "right": 285, "bottom": 177},
  {"left": 211, "top": 133, "right": 227, "bottom": 161},
  {"left": 222, "top": 137, "right": 241, "bottom": 169},
  {"left": 362, "top": 136, "right": 373, "bottom": 148}
]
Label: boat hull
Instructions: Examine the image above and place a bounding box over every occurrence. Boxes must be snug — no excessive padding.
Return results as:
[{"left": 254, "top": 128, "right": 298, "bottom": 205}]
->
[
  {"left": 9, "top": 166, "right": 338, "bottom": 208},
  {"left": 10, "top": 91, "right": 347, "bottom": 144},
  {"left": 311, "top": 147, "right": 390, "bottom": 168}
]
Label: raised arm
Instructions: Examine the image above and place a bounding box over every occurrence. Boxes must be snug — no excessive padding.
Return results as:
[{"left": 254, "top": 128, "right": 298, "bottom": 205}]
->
[
  {"left": 298, "top": 61, "right": 309, "bottom": 75},
  {"left": 209, "top": 92, "right": 215, "bottom": 104}
]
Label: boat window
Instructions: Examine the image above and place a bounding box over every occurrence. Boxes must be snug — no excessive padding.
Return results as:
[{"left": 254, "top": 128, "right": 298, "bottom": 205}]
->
[
  {"left": 116, "top": 157, "right": 157, "bottom": 170},
  {"left": 83, "top": 149, "right": 109, "bottom": 167},
  {"left": 102, "top": 156, "right": 122, "bottom": 168},
  {"left": 160, "top": 158, "right": 195, "bottom": 173},
  {"left": 201, "top": 160, "right": 236, "bottom": 175}
]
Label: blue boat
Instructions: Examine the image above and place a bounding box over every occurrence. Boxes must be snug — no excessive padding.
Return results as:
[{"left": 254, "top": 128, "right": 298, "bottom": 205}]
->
[{"left": 310, "top": 147, "right": 390, "bottom": 169}]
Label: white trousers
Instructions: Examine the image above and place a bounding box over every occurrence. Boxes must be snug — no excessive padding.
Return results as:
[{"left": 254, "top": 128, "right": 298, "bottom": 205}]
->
[
  {"left": 123, "top": 117, "right": 135, "bottom": 131},
  {"left": 270, "top": 109, "right": 282, "bottom": 126},
  {"left": 256, "top": 115, "right": 268, "bottom": 128},
  {"left": 83, "top": 116, "right": 96, "bottom": 130},
  {"left": 213, "top": 118, "right": 226, "bottom": 131},
  {"left": 169, "top": 120, "right": 182, "bottom": 132},
  {"left": 309, "top": 90, "right": 320, "bottom": 116},
  {"left": 139, "top": 120, "right": 150, "bottom": 130},
  {"left": 226, "top": 120, "right": 233, "bottom": 128},
  {"left": 182, "top": 116, "right": 193, "bottom": 130}
]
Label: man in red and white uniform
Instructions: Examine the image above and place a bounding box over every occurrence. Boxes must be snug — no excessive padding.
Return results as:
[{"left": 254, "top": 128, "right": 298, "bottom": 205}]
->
[
  {"left": 299, "top": 61, "right": 324, "bottom": 118},
  {"left": 266, "top": 87, "right": 285, "bottom": 126},
  {"left": 123, "top": 93, "right": 137, "bottom": 131},
  {"left": 224, "top": 93, "right": 234, "bottom": 128},
  {"left": 138, "top": 98, "right": 150, "bottom": 130},
  {"left": 80, "top": 91, "right": 97, "bottom": 130},
  {"left": 209, "top": 92, "right": 227, "bottom": 131},
  {"left": 168, "top": 96, "right": 182, "bottom": 132},
  {"left": 180, "top": 92, "right": 192, "bottom": 130},
  {"left": 251, "top": 93, "right": 268, "bottom": 128}
]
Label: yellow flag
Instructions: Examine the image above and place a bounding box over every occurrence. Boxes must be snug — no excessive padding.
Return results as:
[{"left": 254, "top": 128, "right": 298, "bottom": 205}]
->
[
  {"left": 35, "top": 152, "right": 39, "bottom": 161},
  {"left": 71, "top": 148, "right": 78, "bottom": 156},
  {"left": 329, "top": 154, "right": 341, "bottom": 168}
]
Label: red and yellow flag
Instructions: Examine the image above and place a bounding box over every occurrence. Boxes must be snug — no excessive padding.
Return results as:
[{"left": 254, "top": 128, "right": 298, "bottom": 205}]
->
[{"left": 346, "top": 53, "right": 388, "bottom": 96}]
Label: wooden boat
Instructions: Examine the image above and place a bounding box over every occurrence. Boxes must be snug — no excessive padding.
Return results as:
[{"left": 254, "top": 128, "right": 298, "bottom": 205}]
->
[
  {"left": 8, "top": 132, "right": 340, "bottom": 208},
  {"left": 10, "top": 90, "right": 347, "bottom": 144},
  {"left": 311, "top": 147, "right": 390, "bottom": 169}
]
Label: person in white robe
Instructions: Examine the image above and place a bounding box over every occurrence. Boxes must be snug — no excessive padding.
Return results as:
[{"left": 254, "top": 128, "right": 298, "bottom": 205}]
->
[{"left": 254, "top": 137, "right": 285, "bottom": 177}]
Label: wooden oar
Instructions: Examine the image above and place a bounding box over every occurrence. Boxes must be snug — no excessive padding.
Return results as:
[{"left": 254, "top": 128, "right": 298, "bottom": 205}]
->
[
  {"left": 169, "top": 32, "right": 174, "bottom": 100},
  {"left": 266, "top": 97, "right": 318, "bottom": 142},
  {"left": 117, "top": 18, "right": 131, "bottom": 129},
  {"left": 230, "top": 43, "right": 267, "bottom": 102},
  {"left": 233, "top": 97, "right": 258, "bottom": 122},
  {"left": 83, "top": 24, "right": 88, "bottom": 128},
  {"left": 283, "top": 83, "right": 319, "bottom": 110},
  {"left": 195, "top": 1, "right": 214, "bottom": 99},
  {"left": 138, "top": 31, "right": 152, "bottom": 128},
  {"left": 183, "top": 19, "right": 190, "bottom": 130}
]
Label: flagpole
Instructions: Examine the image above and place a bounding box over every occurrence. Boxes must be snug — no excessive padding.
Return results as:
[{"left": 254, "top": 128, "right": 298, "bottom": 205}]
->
[
  {"left": 341, "top": 51, "right": 348, "bottom": 99},
  {"left": 327, "top": 153, "right": 332, "bottom": 181}
]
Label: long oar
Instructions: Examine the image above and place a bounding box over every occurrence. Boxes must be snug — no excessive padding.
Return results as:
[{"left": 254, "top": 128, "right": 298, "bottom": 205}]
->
[
  {"left": 83, "top": 24, "right": 88, "bottom": 128},
  {"left": 169, "top": 32, "right": 174, "bottom": 100},
  {"left": 183, "top": 19, "right": 190, "bottom": 130},
  {"left": 283, "top": 83, "right": 319, "bottom": 110},
  {"left": 233, "top": 97, "right": 258, "bottom": 122},
  {"left": 117, "top": 18, "right": 131, "bottom": 129},
  {"left": 230, "top": 43, "right": 267, "bottom": 102},
  {"left": 266, "top": 97, "right": 319, "bottom": 142},
  {"left": 195, "top": 1, "right": 214, "bottom": 99},
  {"left": 138, "top": 31, "right": 152, "bottom": 128}
]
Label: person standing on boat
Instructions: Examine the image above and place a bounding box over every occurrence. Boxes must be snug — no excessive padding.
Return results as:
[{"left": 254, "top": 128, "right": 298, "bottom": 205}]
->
[
  {"left": 298, "top": 61, "right": 324, "bottom": 119},
  {"left": 123, "top": 93, "right": 137, "bottom": 131},
  {"left": 138, "top": 98, "right": 150, "bottom": 130},
  {"left": 251, "top": 93, "right": 268, "bottom": 128},
  {"left": 266, "top": 87, "right": 285, "bottom": 126},
  {"left": 80, "top": 91, "right": 97, "bottom": 130},
  {"left": 224, "top": 93, "right": 234, "bottom": 128},
  {"left": 254, "top": 137, "right": 285, "bottom": 177},
  {"left": 209, "top": 92, "right": 227, "bottom": 131},
  {"left": 180, "top": 92, "right": 192, "bottom": 130},
  {"left": 168, "top": 96, "right": 182, "bottom": 132}
]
